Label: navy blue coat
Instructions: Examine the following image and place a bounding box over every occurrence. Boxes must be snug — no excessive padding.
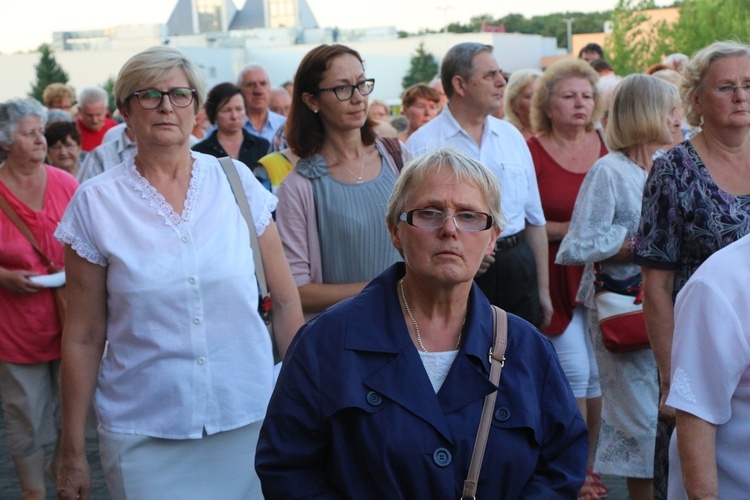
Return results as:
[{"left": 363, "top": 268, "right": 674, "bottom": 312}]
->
[{"left": 256, "top": 264, "right": 587, "bottom": 499}]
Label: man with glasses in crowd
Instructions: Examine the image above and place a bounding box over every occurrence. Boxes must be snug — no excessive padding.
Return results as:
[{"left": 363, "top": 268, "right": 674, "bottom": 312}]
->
[{"left": 407, "top": 42, "right": 551, "bottom": 329}]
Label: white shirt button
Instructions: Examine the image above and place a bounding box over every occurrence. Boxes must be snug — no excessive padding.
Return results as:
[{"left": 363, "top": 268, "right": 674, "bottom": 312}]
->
[
  {"left": 181, "top": 235, "right": 189, "bottom": 243},
  {"left": 197, "top": 357, "right": 205, "bottom": 365},
  {"left": 193, "top": 317, "right": 201, "bottom": 325},
  {"left": 188, "top": 277, "right": 196, "bottom": 284}
]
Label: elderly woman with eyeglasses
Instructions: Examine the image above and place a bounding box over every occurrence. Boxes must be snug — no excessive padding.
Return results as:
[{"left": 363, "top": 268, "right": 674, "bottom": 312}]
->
[
  {"left": 632, "top": 40, "right": 750, "bottom": 499},
  {"left": 276, "top": 43, "right": 410, "bottom": 319},
  {"left": 54, "top": 46, "right": 303, "bottom": 499},
  {"left": 257, "top": 147, "right": 587, "bottom": 498}
]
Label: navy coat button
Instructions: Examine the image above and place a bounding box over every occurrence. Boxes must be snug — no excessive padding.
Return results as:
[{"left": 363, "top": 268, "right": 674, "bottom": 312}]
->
[
  {"left": 432, "top": 448, "right": 452, "bottom": 467},
  {"left": 366, "top": 391, "right": 382, "bottom": 406},
  {"left": 494, "top": 407, "right": 511, "bottom": 421}
]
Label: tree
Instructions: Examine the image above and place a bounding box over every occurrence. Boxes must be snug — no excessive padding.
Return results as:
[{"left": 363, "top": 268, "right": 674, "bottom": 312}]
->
[
  {"left": 101, "top": 76, "right": 117, "bottom": 115},
  {"left": 666, "top": 0, "right": 750, "bottom": 56},
  {"left": 604, "top": 0, "right": 664, "bottom": 75},
  {"left": 29, "top": 44, "right": 70, "bottom": 103},
  {"left": 402, "top": 42, "right": 439, "bottom": 91}
]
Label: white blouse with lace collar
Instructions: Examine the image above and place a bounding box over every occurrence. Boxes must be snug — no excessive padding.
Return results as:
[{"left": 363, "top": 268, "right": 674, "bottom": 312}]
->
[{"left": 56, "top": 151, "right": 277, "bottom": 439}]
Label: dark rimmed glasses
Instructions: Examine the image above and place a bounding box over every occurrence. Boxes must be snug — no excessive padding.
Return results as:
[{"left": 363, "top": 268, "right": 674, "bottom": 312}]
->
[
  {"left": 318, "top": 79, "right": 375, "bottom": 101},
  {"left": 400, "top": 209, "right": 494, "bottom": 232},
  {"left": 130, "top": 87, "right": 197, "bottom": 110}
]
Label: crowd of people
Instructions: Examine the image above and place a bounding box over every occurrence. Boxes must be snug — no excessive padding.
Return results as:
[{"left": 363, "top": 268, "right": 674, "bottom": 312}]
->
[{"left": 1, "top": 36, "right": 749, "bottom": 500}]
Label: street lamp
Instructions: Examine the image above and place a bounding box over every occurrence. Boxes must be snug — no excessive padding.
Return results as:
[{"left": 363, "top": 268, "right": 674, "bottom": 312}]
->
[{"left": 562, "top": 18, "right": 574, "bottom": 54}]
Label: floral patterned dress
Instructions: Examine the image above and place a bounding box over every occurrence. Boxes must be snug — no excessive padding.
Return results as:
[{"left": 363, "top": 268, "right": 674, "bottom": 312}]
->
[
  {"left": 634, "top": 140, "right": 750, "bottom": 297},
  {"left": 633, "top": 139, "right": 750, "bottom": 496},
  {"left": 557, "top": 151, "right": 658, "bottom": 478}
]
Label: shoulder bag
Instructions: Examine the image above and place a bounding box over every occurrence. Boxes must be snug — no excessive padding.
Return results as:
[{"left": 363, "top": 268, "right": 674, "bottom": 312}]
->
[
  {"left": 461, "top": 305, "right": 508, "bottom": 499},
  {"left": 0, "top": 194, "right": 67, "bottom": 328},
  {"left": 593, "top": 264, "right": 650, "bottom": 353},
  {"left": 218, "top": 156, "right": 280, "bottom": 362}
]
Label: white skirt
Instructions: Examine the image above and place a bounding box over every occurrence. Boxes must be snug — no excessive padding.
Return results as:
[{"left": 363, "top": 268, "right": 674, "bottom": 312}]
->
[{"left": 98, "top": 421, "right": 263, "bottom": 499}]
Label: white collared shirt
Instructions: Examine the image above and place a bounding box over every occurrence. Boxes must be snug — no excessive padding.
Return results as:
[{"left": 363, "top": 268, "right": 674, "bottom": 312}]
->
[
  {"left": 406, "top": 106, "right": 545, "bottom": 236},
  {"left": 243, "top": 111, "right": 287, "bottom": 144},
  {"left": 56, "top": 152, "right": 278, "bottom": 439}
]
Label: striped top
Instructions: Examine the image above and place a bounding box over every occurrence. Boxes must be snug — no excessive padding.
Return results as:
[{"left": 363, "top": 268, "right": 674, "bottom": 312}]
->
[{"left": 309, "top": 156, "right": 401, "bottom": 284}]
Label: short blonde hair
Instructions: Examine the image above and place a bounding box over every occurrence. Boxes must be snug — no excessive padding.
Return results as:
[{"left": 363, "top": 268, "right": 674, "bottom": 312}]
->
[
  {"left": 503, "top": 69, "right": 542, "bottom": 131},
  {"left": 386, "top": 147, "right": 505, "bottom": 232},
  {"left": 42, "top": 83, "right": 75, "bottom": 108},
  {"left": 605, "top": 74, "right": 679, "bottom": 152},
  {"left": 114, "top": 46, "right": 206, "bottom": 113},
  {"left": 682, "top": 40, "right": 750, "bottom": 127},
  {"left": 531, "top": 59, "right": 602, "bottom": 135}
]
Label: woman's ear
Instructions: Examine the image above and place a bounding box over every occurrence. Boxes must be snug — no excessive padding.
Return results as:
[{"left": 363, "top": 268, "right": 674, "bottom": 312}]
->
[
  {"left": 301, "top": 92, "right": 318, "bottom": 114},
  {"left": 485, "top": 227, "right": 501, "bottom": 256},
  {"left": 388, "top": 223, "right": 403, "bottom": 253},
  {"left": 118, "top": 103, "right": 130, "bottom": 123}
]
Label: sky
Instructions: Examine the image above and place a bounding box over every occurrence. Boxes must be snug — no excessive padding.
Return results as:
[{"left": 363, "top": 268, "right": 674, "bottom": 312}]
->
[{"left": 0, "top": 0, "right": 673, "bottom": 55}]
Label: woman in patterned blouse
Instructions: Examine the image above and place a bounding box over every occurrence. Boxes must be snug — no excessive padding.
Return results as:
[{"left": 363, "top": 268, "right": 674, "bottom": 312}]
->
[{"left": 633, "top": 40, "right": 750, "bottom": 499}]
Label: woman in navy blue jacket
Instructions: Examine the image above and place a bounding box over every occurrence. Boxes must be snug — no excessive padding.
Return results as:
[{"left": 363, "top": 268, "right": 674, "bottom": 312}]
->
[{"left": 256, "top": 147, "right": 587, "bottom": 498}]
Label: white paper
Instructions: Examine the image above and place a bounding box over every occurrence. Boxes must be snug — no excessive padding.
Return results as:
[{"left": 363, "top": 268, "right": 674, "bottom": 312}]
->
[{"left": 29, "top": 271, "right": 66, "bottom": 288}]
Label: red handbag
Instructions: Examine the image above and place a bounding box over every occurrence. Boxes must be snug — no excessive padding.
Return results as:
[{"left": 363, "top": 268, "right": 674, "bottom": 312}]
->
[{"left": 593, "top": 267, "right": 650, "bottom": 353}]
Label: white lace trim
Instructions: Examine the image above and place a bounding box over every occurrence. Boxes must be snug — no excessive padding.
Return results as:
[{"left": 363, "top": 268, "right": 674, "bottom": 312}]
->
[
  {"left": 123, "top": 152, "right": 205, "bottom": 230},
  {"left": 255, "top": 193, "right": 277, "bottom": 237},
  {"left": 671, "top": 367, "right": 697, "bottom": 403},
  {"left": 55, "top": 221, "right": 108, "bottom": 267}
]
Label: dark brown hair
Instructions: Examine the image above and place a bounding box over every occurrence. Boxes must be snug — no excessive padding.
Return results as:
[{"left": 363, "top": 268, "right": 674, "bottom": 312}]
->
[
  {"left": 44, "top": 120, "right": 81, "bottom": 147},
  {"left": 204, "top": 82, "right": 244, "bottom": 124},
  {"left": 286, "top": 44, "right": 376, "bottom": 158}
]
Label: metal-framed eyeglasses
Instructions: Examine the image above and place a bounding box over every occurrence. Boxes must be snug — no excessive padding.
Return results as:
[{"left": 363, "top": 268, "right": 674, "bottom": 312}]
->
[
  {"left": 318, "top": 79, "right": 375, "bottom": 101},
  {"left": 399, "top": 209, "right": 494, "bottom": 232},
  {"left": 130, "top": 87, "right": 197, "bottom": 110},
  {"left": 711, "top": 83, "right": 750, "bottom": 96}
]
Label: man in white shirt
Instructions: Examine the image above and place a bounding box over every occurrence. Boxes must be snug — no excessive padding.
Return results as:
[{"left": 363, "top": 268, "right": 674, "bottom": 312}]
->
[
  {"left": 407, "top": 42, "right": 551, "bottom": 328},
  {"left": 237, "top": 63, "right": 287, "bottom": 143},
  {"left": 77, "top": 123, "right": 136, "bottom": 183}
]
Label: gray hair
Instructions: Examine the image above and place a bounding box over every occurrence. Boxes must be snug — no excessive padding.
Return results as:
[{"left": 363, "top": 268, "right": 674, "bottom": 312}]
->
[
  {"left": 663, "top": 53, "right": 688, "bottom": 70},
  {"left": 114, "top": 46, "right": 206, "bottom": 113},
  {"left": 46, "top": 109, "right": 74, "bottom": 124},
  {"left": 237, "top": 63, "right": 269, "bottom": 86},
  {"left": 504, "top": 68, "right": 542, "bottom": 131},
  {"left": 78, "top": 86, "right": 109, "bottom": 107},
  {"left": 682, "top": 40, "right": 750, "bottom": 127},
  {"left": 441, "top": 43, "right": 493, "bottom": 99},
  {"left": 0, "top": 98, "right": 47, "bottom": 147},
  {"left": 386, "top": 146, "right": 505, "bottom": 231}
]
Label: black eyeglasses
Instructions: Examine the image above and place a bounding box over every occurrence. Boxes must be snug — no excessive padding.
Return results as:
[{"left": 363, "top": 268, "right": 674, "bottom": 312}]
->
[
  {"left": 318, "top": 79, "right": 375, "bottom": 101},
  {"left": 400, "top": 209, "right": 494, "bottom": 232},
  {"left": 130, "top": 87, "right": 196, "bottom": 110}
]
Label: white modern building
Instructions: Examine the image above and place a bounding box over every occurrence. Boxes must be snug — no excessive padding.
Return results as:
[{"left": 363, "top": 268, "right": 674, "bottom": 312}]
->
[{"left": 0, "top": 0, "right": 565, "bottom": 102}]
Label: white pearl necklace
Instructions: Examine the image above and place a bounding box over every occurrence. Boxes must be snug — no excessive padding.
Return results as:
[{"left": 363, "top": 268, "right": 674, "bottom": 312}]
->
[{"left": 399, "top": 278, "right": 464, "bottom": 353}]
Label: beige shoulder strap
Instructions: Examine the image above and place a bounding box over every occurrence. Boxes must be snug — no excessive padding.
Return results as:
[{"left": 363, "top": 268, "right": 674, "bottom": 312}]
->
[{"left": 462, "top": 305, "right": 508, "bottom": 499}]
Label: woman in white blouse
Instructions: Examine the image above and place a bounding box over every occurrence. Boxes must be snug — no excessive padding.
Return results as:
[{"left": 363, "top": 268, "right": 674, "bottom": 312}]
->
[
  {"left": 556, "top": 74, "right": 680, "bottom": 500},
  {"left": 54, "top": 46, "right": 303, "bottom": 499}
]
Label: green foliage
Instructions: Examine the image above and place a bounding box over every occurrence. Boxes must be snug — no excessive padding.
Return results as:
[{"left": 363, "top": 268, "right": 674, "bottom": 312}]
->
[
  {"left": 445, "top": 11, "right": 611, "bottom": 47},
  {"left": 667, "top": 0, "right": 750, "bottom": 56},
  {"left": 29, "top": 44, "right": 69, "bottom": 103},
  {"left": 100, "top": 76, "right": 117, "bottom": 115},
  {"left": 402, "top": 42, "right": 439, "bottom": 91},
  {"left": 604, "top": 0, "right": 664, "bottom": 75}
]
